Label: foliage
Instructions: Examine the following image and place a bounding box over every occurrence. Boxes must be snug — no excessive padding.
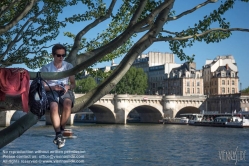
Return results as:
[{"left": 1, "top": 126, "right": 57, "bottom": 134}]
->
[
  {"left": 75, "top": 76, "right": 97, "bottom": 93},
  {"left": 1, "top": 0, "right": 249, "bottom": 71},
  {"left": 113, "top": 67, "right": 148, "bottom": 95},
  {"left": 241, "top": 86, "right": 249, "bottom": 93},
  {"left": 0, "top": 0, "right": 71, "bottom": 68}
]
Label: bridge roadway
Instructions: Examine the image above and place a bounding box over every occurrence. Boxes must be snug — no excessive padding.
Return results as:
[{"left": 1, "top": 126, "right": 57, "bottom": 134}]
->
[{"left": 1, "top": 93, "right": 249, "bottom": 126}]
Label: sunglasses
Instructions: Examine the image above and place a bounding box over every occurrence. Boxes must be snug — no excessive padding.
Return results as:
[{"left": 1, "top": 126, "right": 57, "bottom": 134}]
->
[{"left": 55, "top": 54, "right": 66, "bottom": 57}]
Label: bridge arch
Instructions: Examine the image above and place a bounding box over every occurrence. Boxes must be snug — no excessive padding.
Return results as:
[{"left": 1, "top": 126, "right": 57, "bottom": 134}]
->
[
  {"left": 175, "top": 106, "right": 201, "bottom": 117},
  {"left": 89, "top": 104, "right": 115, "bottom": 124},
  {"left": 0, "top": 110, "right": 16, "bottom": 126},
  {"left": 130, "top": 106, "right": 162, "bottom": 123},
  {"left": 126, "top": 104, "right": 163, "bottom": 123}
]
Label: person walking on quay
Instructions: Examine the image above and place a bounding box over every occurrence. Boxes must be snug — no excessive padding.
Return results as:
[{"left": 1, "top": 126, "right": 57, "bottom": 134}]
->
[{"left": 40, "top": 44, "right": 76, "bottom": 149}]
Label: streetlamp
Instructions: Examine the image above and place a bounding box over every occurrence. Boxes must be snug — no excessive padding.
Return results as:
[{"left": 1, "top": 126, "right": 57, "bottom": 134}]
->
[
  {"left": 219, "top": 95, "right": 221, "bottom": 114},
  {"left": 206, "top": 93, "right": 209, "bottom": 112}
]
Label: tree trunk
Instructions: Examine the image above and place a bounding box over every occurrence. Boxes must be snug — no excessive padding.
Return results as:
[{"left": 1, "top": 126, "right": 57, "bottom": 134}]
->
[{"left": 0, "top": 112, "right": 39, "bottom": 148}]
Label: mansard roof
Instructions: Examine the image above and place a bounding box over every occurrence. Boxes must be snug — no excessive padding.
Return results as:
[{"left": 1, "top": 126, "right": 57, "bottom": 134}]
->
[{"left": 171, "top": 62, "right": 196, "bottom": 74}]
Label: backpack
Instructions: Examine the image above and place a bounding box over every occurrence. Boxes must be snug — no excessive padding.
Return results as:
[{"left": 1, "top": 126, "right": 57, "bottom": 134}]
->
[{"left": 29, "top": 72, "right": 54, "bottom": 118}]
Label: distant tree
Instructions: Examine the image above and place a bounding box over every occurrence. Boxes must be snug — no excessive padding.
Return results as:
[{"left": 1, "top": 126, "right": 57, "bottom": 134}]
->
[
  {"left": 114, "top": 67, "right": 148, "bottom": 95},
  {"left": 75, "top": 77, "right": 97, "bottom": 93},
  {"left": 241, "top": 86, "right": 249, "bottom": 93}
]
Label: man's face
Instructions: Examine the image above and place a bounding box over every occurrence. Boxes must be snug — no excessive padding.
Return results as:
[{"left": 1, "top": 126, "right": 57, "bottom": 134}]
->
[{"left": 53, "top": 49, "right": 66, "bottom": 63}]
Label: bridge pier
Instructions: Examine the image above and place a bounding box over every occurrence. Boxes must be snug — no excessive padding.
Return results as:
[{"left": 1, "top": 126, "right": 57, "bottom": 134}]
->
[
  {"left": 163, "top": 95, "right": 176, "bottom": 118},
  {"left": 114, "top": 94, "right": 130, "bottom": 124},
  {"left": 115, "top": 108, "right": 128, "bottom": 124},
  {"left": 0, "top": 110, "right": 16, "bottom": 127}
]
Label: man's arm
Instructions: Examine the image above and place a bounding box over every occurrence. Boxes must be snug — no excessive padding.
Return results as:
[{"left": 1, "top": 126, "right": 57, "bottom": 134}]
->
[{"left": 68, "top": 75, "right": 76, "bottom": 90}]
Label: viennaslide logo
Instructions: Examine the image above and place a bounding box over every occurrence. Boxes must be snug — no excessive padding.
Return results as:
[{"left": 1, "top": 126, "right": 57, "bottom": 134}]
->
[{"left": 218, "top": 146, "right": 246, "bottom": 165}]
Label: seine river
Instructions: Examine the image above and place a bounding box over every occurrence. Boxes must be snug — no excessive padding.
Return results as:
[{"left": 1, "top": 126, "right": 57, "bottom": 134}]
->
[{"left": 1, "top": 121, "right": 248, "bottom": 166}]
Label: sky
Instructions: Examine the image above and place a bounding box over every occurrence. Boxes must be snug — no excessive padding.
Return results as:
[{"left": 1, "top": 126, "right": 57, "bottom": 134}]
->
[{"left": 20, "top": 0, "right": 249, "bottom": 89}]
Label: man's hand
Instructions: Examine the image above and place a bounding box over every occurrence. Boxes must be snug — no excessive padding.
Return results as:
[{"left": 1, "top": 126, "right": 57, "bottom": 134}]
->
[{"left": 54, "top": 85, "right": 65, "bottom": 91}]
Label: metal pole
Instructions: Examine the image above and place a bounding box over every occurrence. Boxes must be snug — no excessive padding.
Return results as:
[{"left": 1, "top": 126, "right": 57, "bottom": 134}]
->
[
  {"left": 220, "top": 97, "right": 222, "bottom": 113},
  {"left": 206, "top": 98, "right": 207, "bottom": 112}
]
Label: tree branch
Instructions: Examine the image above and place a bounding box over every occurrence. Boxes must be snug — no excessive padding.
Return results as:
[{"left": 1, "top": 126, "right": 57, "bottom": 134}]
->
[
  {"left": 0, "top": 0, "right": 37, "bottom": 35},
  {"left": 161, "top": 29, "right": 178, "bottom": 35},
  {"left": 0, "top": 112, "right": 39, "bottom": 148},
  {"left": 0, "top": 0, "right": 22, "bottom": 17},
  {"left": 67, "top": 0, "right": 117, "bottom": 65},
  {"left": 71, "top": 0, "right": 174, "bottom": 69},
  {"left": 128, "top": 0, "right": 147, "bottom": 27},
  {"left": 0, "top": 5, "right": 47, "bottom": 61},
  {"left": 154, "top": 28, "right": 249, "bottom": 41},
  {"left": 168, "top": 0, "right": 216, "bottom": 21}
]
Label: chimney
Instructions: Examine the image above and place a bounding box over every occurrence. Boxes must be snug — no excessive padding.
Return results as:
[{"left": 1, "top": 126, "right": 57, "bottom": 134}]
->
[{"left": 226, "top": 64, "right": 228, "bottom": 70}]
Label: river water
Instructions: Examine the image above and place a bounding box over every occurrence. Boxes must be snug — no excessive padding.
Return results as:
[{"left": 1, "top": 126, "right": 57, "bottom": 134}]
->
[{"left": 1, "top": 121, "right": 248, "bottom": 166}]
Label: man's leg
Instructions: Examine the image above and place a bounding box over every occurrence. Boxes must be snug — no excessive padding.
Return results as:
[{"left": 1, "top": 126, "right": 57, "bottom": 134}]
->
[
  {"left": 60, "top": 98, "right": 72, "bottom": 130},
  {"left": 50, "top": 101, "right": 66, "bottom": 149},
  {"left": 49, "top": 102, "right": 60, "bottom": 133}
]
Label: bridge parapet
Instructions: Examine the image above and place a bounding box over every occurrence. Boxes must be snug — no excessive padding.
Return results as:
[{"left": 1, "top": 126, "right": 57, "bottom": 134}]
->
[
  {"left": 114, "top": 94, "right": 162, "bottom": 100},
  {"left": 95, "top": 94, "right": 114, "bottom": 103},
  {"left": 164, "top": 95, "right": 206, "bottom": 100}
]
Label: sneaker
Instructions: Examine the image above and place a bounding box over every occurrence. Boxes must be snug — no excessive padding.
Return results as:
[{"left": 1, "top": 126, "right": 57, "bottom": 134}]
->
[
  {"left": 53, "top": 131, "right": 65, "bottom": 145},
  {"left": 53, "top": 134, "right": 66, "bottom": 149}
]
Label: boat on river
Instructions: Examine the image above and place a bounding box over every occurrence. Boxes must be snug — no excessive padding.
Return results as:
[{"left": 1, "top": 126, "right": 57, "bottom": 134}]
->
[
  {"left": 160, "top": 111, "right": 249, "bottom": 128},
  {"left": 159, "top": 117, "right": 189, "bottom": 125},
  {"left": 190, "top": 116, "right": 241, "bottom": 128},
  {"left": 189, "top": 113, "right": 249, "bottom": 128}
]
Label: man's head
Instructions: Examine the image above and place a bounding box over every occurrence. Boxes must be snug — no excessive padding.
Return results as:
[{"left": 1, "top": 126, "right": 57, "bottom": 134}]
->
[{"left": 52, "top": 44, "right": 67, "bottom": 61}]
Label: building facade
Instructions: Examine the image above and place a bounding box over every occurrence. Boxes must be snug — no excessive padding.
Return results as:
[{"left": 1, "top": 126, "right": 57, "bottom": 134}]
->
[
  {"left": 202, "top": 55, "right": 239, "bottom": 95},
  {"left": 80, "top": 52, "right": 240, "bottom": 96},
  {"left": 133, "top": 52, "right": 181, "bottom": 95},
  {"left": 165, "top": 62, "right": 204, "bottom": 96}
]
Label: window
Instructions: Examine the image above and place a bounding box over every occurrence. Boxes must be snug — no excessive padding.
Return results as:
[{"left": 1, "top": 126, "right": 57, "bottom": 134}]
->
[
  {"left": 228, "top": 88, "right": 229, "bottom": 93},
  {"left": 192, "top": 82, "right": 194, "bottom": 86},
  {"left": 197, "top": 82, "right": 200, "bottom": 86},
  {"left": 187, "top": 82, "right": 190, "bottom": 86},
  {"left": 227, "top": 80, "right": 229, "bottom": 85},
  {"left": 222, "top": 87, "right": 225, "bottom": 94},
  {"left": 222, "top": 80, "right": 225, "bottom": 85},
  {"left": 232, "top": 88, "right": 235, "bottom": 94},
  {"left": 231, "top": 73, "right": 235, "bottom": 77},
  {"left": 232, "top": 80, "right": 235, "bottom": 85},
  {"left": 187, "top": 88, "right": 190, "bottom": 93},
  {"left": 193, "top": 88, "right": 194, "bottom": 93},
  {"left": 197, "top": 88, "right": 200, "bottom": 94}
]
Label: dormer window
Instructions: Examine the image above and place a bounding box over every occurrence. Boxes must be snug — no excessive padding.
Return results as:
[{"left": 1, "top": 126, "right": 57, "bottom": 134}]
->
[{"left": 221, "top": 72, "right": 226, "bottom": 77}]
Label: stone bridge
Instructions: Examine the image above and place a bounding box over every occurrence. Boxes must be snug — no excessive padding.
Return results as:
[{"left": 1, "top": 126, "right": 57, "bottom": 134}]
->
[
  {"left": 47, "top": 94, "right": 207, "bottom": 125},
  {"left": 1, "top": 93, "right": 249, "bottom": 126}
]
